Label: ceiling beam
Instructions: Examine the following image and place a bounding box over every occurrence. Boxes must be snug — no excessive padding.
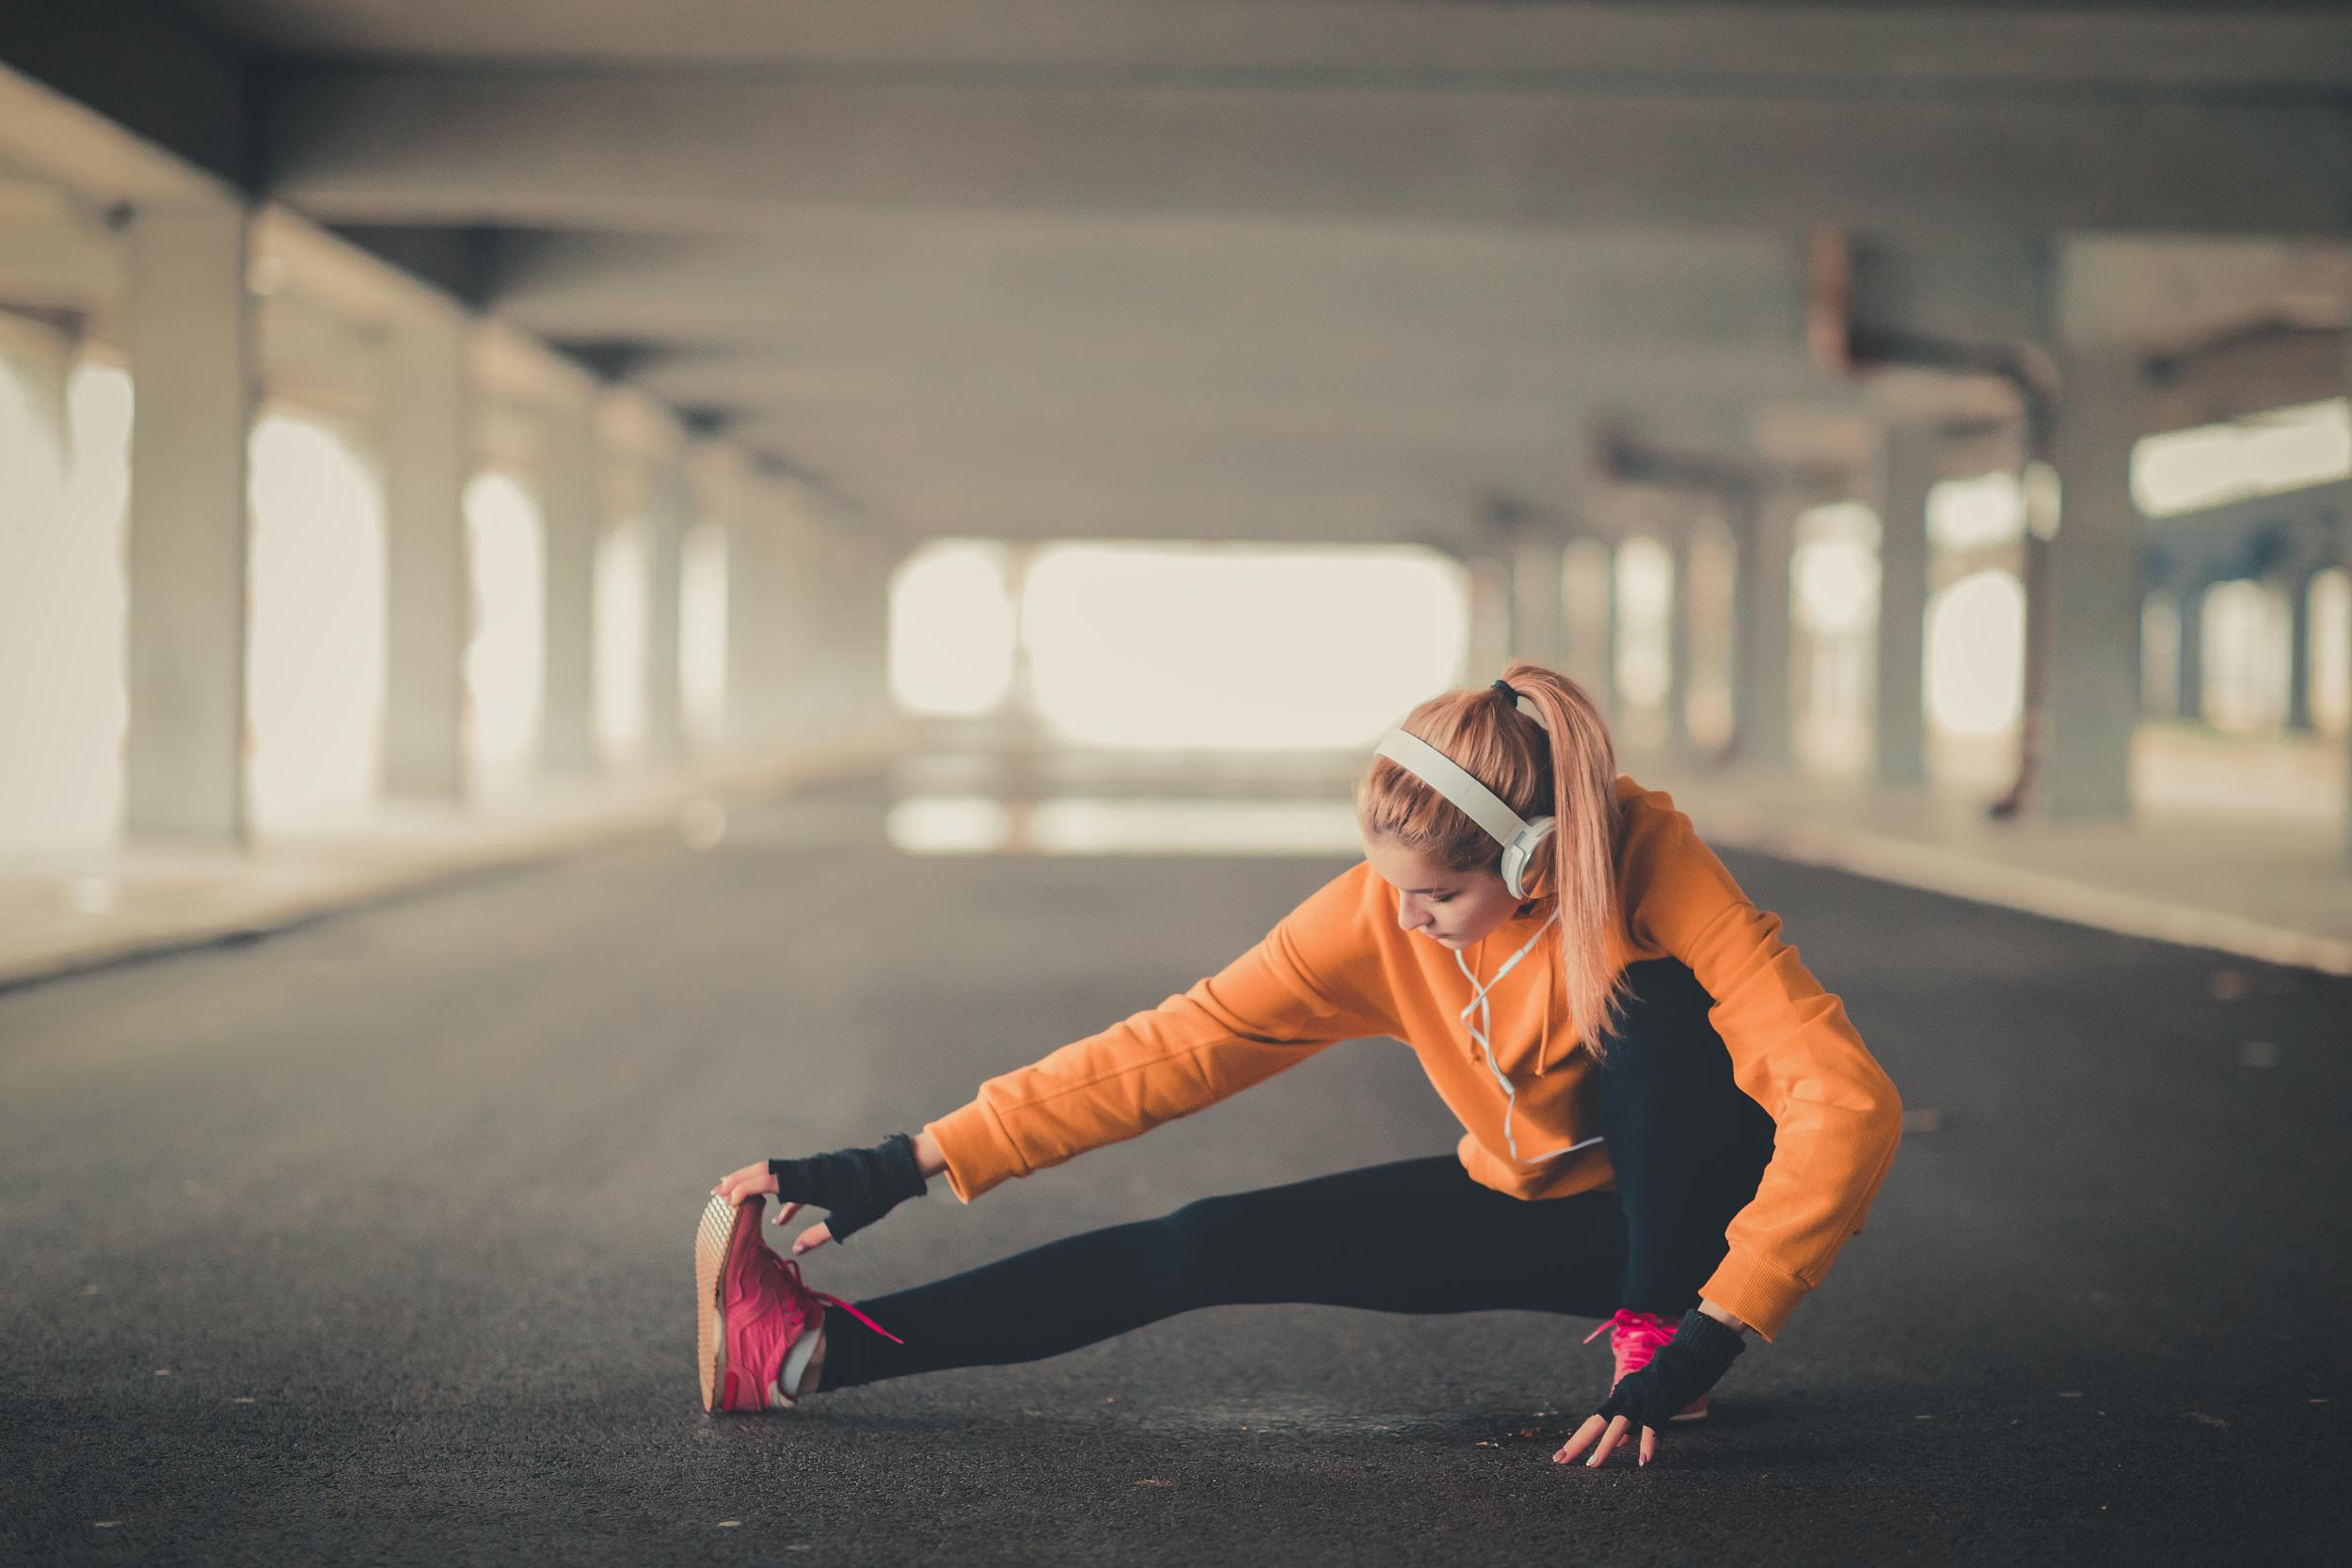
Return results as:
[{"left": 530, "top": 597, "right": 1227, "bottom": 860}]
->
[
  {"left": 265, "top": 67, "right": 2352, "bottom": 238},
  {"left": 182, "top": 2, "right": 2352, "bottom": 87}
]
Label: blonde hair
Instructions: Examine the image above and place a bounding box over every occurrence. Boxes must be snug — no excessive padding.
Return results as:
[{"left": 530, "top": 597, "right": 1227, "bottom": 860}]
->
[{"left": 1354, "top": 660, "right": 1629, "bottom": 1062}]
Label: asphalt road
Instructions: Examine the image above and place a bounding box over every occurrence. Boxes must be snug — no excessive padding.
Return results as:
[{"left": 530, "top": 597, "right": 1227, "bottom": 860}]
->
[{"left": 3, "top": 791, "right": 2346, "bottom": 1566}]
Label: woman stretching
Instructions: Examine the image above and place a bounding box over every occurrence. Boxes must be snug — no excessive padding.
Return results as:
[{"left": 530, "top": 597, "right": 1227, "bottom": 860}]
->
[{"left": 699, "top": 663, "right": 1903, "bottom": 1468}]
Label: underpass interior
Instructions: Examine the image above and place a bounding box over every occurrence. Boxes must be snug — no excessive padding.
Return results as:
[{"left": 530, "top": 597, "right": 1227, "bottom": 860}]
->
[{"left": 2, "top": 3, "right": 2349, "bottom": 1564}]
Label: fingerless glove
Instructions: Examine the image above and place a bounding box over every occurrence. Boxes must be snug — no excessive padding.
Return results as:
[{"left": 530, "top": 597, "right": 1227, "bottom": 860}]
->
[
  {"left": 1595, "top": 1307, "right": 1745, "bottom": 1433},
  {"left": 766, "top": 1132, "right": 928, "bottom": 1243}
]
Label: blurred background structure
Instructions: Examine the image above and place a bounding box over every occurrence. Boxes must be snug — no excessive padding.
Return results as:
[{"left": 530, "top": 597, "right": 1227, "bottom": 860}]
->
[{"left": 0, "top": 1, "right": 2347, "bottom": 981}]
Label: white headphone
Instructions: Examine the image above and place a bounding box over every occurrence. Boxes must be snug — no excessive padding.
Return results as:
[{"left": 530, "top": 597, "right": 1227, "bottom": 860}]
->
[{"left": 1373, "top": 725, "right": 1556, "bottom": 900}]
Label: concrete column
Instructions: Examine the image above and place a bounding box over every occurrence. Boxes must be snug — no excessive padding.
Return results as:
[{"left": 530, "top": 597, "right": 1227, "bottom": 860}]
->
[
  {"left": 642, "top": 448, "right": 690, "bottom": 765},
  {"left": 851, "top": 541, "right": 898, "bottom": 722},
  {"left": 1873, "top": 423, "right": 1937, "bottom": 791},
  {"left": 381, "top": 309, "right": 472, "bottom": 802},
  {"left": 123, "top": 200, "right": 254, "bottom": 844},
  {"left": 721, "top": 481, "right": 792, "bottom": 752},
  {"left": 1734, "top": 485, "right": 1800, "bottom": 772},
  {"left": 1511, "top": 539, "right": 1566, "bottom": 672},
  {"left": 2175, "top": 581, "right": 2206, "bottom": 723},
  {"left": 538, "top": 399, "right": 600, "bottom": 775},
  {"left": 2284, "top": 565, "right": 2315, "bottom": 734},
  {"left": 2342, "top": 492, "right": 2352, "bottom": 865},
  {"left": 1664, "top": 522, "right": 1695, "bottom": 755},
  {"left": 1466, "top": 553, "right": 1513, "bottom": 681},
  {"left": 2044, "top": 347, "right": 2147, "bottom": 819},
  {"left": 794, "top": 524, "right": 855, "bottom": 740},
  {"left": 1562, "top": 537, "right": 1615, "bottom": 713}
]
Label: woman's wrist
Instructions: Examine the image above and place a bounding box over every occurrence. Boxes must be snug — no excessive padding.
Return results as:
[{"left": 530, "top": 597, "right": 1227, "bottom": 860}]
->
[
  {"left": 912, "top": 1130, "right": 949, "bottom": 1180},
  {"left": 1695, "top": 1298, "right": 1750, "bottom": 1336}
]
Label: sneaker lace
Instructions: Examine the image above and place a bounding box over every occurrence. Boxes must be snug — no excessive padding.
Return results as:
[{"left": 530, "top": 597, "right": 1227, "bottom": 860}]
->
[
  {"left": 779, "top": 1257, "right": 906, "bottom": 1346},
  {"left": 1581, "top": 1307, "right": 1677, "bottom": 1373}
]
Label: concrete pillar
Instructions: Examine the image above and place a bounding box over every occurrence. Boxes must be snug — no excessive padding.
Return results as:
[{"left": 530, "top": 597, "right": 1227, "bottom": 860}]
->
[
  {"left": 642, "top": 448, "right": 690, "bottom": 765},
  {"left": 381, "top": 309, "right": 472, "bottom": 802},
  {"left": 1467, "top": 553, "right": 1513, "bottom": 682},
  {"left": 1873, "top": 423, "right": 1937, "bottom": 791},
  {"left": 1562, "top": 537, "right": 1615, "bottom": 713},
  {"left": 1734, "top": 484, "right": 1800, "bottom": 772},
  {"left": 721, "top": 480, "right": 793, "bottom": 752},
  {"left": 1664, "top": 522, "right": 1695, "bottom": 756},
  {"left": 1511, "top": 539, "right": 1567, "bottom": 672},
  {"left": 538, "top": 399, "right": 600, "bottom": 775},
  {"left": 2284, "top": 565, "right": 2315, "bottom": 734},
  {"left": 2175, "top": 581, "right": 2206, "bottom": 723},
  {"left": 2044, "top": 347, "right": 2147, "bottom": 819},
  {"left": 122, "top": 200, "right": 254, "bottom": 844},
  {"left": 852, "top": 542, "right": 898, "bottom": 721}
]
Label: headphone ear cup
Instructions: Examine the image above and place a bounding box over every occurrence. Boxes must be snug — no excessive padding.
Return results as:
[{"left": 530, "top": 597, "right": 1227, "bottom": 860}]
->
[{"left": 1510, "top": 818, "right": 1559, "bottom": 901}]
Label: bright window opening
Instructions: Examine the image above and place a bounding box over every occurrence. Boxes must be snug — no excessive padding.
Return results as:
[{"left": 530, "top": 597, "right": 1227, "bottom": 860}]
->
[
  {"left": 1926, "top": 568, "right": 2024, "bottom": 737},
  {"left": 1928, "top": 471, "right": 2026, "bottom": 552},
  {"left": 1681, "top": 519, "right": 1738, "bottom": 751},
  {"left": 0, "top": 330, "right": 132, "bottom": 855},
  {"left": 2201, "top": 579, "right": 2291, "bottom": 734},
  {"left": 1613, "top": 536, "right": 1674, "bottom": 749},
  {"left": 1793, "top": 502, "right": 1881, "bottom": 774},
  {"left": 2132, "top": 398, "right": 2350, "bottom": 518},
  {"left": 246, "top": 411, "right": 386, "bottom": 834}
]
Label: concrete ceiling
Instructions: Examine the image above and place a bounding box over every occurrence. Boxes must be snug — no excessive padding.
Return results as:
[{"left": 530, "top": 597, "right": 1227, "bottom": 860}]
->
[{"left": 6, "top": 2, "right": 2348, "bottom": 549}]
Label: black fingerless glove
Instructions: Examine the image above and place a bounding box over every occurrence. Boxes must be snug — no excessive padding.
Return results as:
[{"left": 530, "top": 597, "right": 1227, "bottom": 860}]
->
[
  {"left": 1595, "top": 1308, "right": 1745, "bottom": 1433},
  {"left": 766, "top": 1132, "right": 928, "bottom": 1243}
]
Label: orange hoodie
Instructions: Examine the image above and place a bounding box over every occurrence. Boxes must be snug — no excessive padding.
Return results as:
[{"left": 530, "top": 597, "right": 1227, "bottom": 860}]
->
[{"left": 922, "top": 775, "right": 1903, "bottom": 1341}]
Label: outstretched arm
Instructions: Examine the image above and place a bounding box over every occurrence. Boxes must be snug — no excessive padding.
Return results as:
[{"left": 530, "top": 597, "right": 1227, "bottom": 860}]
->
[{"left": 712, "top": 1132, "right": 950, "bottom": 1254}]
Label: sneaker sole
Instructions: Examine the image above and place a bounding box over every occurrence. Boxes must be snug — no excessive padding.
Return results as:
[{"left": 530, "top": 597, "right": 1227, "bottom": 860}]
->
[{"left": 695, "top": 1193, "right": 748, "bottom": 1413}]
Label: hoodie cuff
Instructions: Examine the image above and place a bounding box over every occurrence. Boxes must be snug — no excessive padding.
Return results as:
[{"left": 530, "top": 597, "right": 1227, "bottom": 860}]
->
[
  {"left": 921, "top": 1098, "right": 1029, "bottom": 1205},
  {"left": 1696, "top": 1246, "right": 1808, "bottom": 1343}
]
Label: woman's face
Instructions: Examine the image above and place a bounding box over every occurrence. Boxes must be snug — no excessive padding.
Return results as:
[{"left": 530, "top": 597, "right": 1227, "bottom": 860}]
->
[{"left": 1361, "top": 835, "right": 1526, "bottom": 949}]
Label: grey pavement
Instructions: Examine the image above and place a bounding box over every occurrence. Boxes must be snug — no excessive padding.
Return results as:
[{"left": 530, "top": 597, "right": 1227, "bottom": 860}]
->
[{"left": 3, "top": 789, "right": 2347, "bottom": 1566}]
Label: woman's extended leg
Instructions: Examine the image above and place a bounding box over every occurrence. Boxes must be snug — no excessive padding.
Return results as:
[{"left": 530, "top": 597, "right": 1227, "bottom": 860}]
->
[
  {"left": 1597, "top": 957, "right": 1779, "bottom": 1319},
  {"left": 818, "top": 1155, "right": 1629, "bottom": 1391}
]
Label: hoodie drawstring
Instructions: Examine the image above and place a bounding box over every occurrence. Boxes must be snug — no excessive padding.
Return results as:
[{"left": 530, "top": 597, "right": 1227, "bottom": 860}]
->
[{"left": 1454, "top": 910, "right": 1598, "bottom": 1165}]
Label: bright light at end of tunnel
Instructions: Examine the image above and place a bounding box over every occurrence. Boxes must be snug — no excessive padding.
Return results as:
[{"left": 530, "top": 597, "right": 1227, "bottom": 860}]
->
[
  {"left": 889, "top": 541, "right": 1018, "bottom": 716},
  {"left": 1018, "top": 543, "right": 1464, "bottom": 751}
]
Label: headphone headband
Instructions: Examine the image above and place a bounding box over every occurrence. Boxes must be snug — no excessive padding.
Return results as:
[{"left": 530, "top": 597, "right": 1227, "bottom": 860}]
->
[{"left": 1374, "top": 730, "right": 1529, "bottom": 847}]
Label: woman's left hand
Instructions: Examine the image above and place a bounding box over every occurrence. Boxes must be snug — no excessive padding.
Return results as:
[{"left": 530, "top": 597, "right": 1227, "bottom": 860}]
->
[{"left": 1551, "top": 1307, "right": 1748, "bottom": 1469}]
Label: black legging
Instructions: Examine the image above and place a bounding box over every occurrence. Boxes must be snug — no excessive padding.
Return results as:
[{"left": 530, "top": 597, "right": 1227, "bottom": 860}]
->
[{"left": 821, "top": 957, "right": 1777, "bottom": 1391}]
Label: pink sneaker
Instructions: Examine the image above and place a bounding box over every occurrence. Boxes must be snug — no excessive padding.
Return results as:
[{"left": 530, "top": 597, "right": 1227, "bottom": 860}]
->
[
  {"left": 695, "top": 1193, "right": 901, "bottom": 1413},
  {"left": 1583, "top": 1308, "right": 1711, "bottom": 1423}
]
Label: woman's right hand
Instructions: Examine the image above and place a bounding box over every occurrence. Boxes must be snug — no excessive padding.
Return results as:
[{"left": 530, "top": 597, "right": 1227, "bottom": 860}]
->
[{"left": 709, "top": 1161, "right": 837, "bottom": 1253}]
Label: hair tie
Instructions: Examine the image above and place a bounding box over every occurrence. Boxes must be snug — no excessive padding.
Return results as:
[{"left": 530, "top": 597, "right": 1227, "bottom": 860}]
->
[{"left": 1490, "top": 679, "right": 1521, "bottom": 705}]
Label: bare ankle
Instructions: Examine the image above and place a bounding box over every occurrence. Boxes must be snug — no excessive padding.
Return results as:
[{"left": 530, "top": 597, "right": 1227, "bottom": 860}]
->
[{"left": 795, "top": 1327, "right": 827, "bottom": 1398}]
